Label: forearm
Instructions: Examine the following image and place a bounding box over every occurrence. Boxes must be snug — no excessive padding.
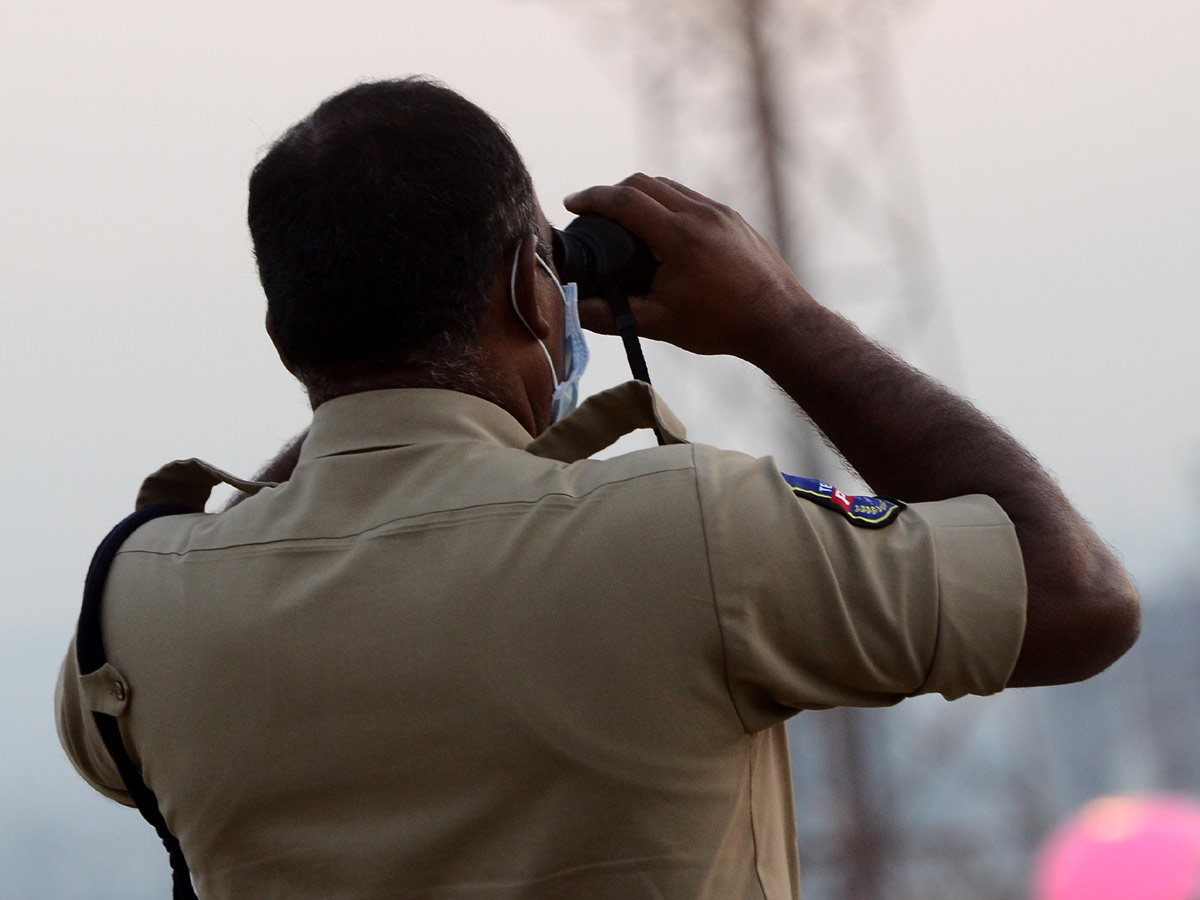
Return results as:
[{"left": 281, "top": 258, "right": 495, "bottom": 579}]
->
[
  {"left": 223, "top": 430, "right": 307, "bottom": 510},
  {"left": 746, "top": 291, "right": 1140, "bottom": 686},
  {"left": 253, "top": 430, "right": 307, "bottom": 483},
  {"left": 746, "top": 297, "right": 1041, "bottom": 504}
]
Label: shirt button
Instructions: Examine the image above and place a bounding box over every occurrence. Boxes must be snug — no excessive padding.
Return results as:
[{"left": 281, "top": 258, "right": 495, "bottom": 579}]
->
[{"left": 113, "top": 681, "right": 127, "bottom": 702}]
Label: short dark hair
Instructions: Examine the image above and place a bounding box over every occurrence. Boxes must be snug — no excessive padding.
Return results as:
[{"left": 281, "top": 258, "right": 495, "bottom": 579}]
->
[{"left": 248, "top": 77, "right": 535, "bottom": 387}]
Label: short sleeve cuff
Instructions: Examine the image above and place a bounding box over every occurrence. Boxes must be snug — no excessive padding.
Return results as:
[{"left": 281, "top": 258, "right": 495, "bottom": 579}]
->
[{"left": 911, "top": 495, "right": 1027, "bottom": 699}]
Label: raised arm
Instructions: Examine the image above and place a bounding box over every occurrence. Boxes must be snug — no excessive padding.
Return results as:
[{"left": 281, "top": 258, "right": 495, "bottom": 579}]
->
[
  {"left": 223, "top": 429, "right": 307, "bottom": 510},
  {"left": 565, "top": 174, "right": 1140, "bottom": 687}
]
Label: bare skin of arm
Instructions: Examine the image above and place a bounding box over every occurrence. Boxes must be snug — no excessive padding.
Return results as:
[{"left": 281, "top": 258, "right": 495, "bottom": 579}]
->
[
  {"left": 564, "top": 173, "right": 1140, "bottom": 687},
  {"left": 222, "top": 430, "right": 307, "bottom": 510}
]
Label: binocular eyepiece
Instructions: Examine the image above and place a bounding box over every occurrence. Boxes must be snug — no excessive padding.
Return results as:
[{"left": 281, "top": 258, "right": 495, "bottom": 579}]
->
[{"left": 551, "top": 215, "right": 658, "bottom": 298}]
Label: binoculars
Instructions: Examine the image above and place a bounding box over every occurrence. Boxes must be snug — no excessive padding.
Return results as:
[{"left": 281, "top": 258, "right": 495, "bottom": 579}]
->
[{"left": 551, "top": 215, "right": 658, "bottom": 299}]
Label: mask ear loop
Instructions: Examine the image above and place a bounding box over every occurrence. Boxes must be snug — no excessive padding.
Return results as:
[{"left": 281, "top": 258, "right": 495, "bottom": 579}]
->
[{"left": 510, "top": 237, "right": 560, "bottom": 388}]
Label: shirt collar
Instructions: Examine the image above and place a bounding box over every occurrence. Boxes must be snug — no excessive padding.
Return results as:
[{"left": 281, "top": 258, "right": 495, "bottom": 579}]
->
[
  {"left": 298, "top": 381, "right": 691, "bottom": 465},
  {"left": 299, "top": 389, "right": 535, "bottom": 462}
]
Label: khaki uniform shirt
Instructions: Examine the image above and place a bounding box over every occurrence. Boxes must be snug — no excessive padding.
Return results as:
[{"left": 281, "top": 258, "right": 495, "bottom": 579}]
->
[{"left": 57, "top": 382, "right": 1025, "bottom": 900}]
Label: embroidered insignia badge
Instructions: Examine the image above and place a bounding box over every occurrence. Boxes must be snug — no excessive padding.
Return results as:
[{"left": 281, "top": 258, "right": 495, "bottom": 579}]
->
[{"left": 780, "top": 473, "right": 905, "bottom": 528}]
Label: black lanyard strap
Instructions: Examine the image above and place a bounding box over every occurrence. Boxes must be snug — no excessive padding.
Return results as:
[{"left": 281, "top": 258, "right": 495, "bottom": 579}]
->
[{"left": 603, "top": 286, "right": 666, "bottom": 447}]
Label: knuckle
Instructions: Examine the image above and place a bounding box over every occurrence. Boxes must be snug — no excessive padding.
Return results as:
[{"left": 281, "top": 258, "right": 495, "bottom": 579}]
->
[
  {"left": 681, "top": 203, "right": 725, "bottom": 234},
  {"left": 709, "top": 197, "right": 736, "bottom": 218},
  {"left": 606, "top": 184, "right": 640, "bottom": 208}
]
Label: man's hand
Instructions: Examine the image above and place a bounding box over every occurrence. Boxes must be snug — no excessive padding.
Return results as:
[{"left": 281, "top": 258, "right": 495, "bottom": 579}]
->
[{"left": 564, "top": 174, "right": 808, "bottom": 360}]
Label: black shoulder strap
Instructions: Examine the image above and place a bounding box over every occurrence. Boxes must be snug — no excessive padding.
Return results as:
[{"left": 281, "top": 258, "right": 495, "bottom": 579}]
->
[{"left": 76, "top": 503, "right": 199, "bottom": 900}]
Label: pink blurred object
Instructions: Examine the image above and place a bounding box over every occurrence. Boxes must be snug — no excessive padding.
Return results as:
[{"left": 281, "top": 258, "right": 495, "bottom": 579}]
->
[{"left": 1034, "top": 794, "right": 1200, "bottom": 900}]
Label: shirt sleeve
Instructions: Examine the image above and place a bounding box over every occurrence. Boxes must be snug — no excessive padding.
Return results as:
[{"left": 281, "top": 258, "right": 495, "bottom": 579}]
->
[
  {"left": 55, "top": 638, "right": 134, "bottom": 807},
  {"left": 691, "top": 446, "right": 1026, "bottom": 732}
]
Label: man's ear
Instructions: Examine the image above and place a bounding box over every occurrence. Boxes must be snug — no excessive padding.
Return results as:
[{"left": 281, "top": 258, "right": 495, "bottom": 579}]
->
[
  {"left": 265, "top": 312, "right": 299, "bottom": 376},
  {"left": 510, "top": 234, "right": 553, "bottom": 341}
]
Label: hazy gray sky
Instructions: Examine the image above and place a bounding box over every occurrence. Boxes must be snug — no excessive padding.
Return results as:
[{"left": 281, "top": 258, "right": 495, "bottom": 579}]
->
[{"left": 1, "top": 0, "right": 1196, "bottom": 894}]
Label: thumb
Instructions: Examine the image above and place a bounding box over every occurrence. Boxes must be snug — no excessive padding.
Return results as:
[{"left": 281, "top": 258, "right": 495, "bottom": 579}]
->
[{"left": 578, "top": 297, "right": 618, "bottom": 335}]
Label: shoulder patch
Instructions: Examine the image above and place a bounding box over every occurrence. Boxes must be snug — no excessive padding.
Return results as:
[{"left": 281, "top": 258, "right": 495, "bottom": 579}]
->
[{"left": 781, "top": 473, "right": 905, "bottom": 528}]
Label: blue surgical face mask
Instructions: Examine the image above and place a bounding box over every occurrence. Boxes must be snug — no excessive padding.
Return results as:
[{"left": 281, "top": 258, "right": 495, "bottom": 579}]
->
[{"left": 509, "top": 240, "right": 590, "bottom": 424}]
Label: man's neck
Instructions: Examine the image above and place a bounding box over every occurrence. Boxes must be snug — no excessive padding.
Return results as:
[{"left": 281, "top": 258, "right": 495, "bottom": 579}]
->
[{"left": 304, "top": 363, "right": 541, "bottom": 437}]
